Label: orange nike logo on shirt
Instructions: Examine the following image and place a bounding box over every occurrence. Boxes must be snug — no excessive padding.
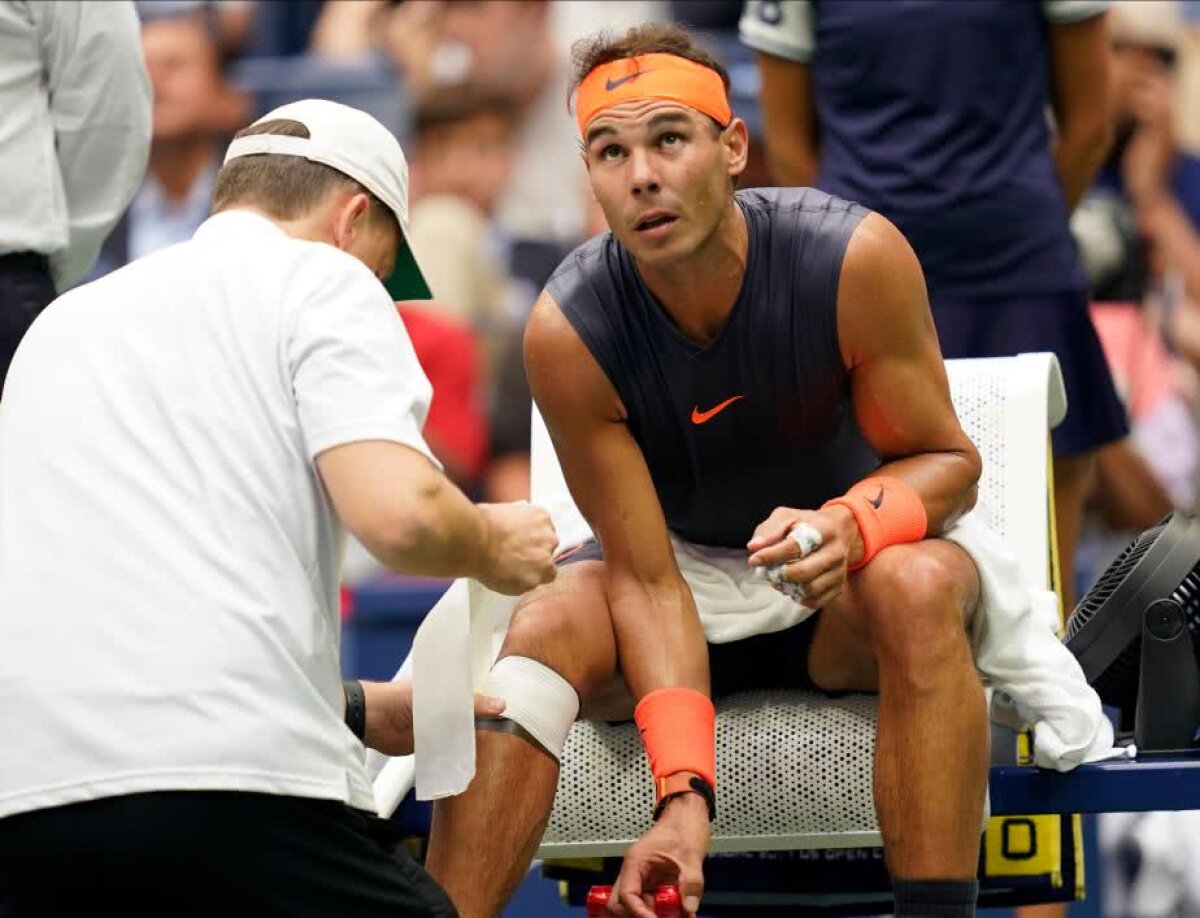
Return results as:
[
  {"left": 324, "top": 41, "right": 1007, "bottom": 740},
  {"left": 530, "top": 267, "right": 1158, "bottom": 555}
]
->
[{"left": 691, "top": 395, "right": 744, "bottom": 425}]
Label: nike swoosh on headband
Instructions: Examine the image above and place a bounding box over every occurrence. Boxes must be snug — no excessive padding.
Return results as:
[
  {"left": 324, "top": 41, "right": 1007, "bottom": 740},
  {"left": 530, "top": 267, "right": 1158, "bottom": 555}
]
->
[{"left": 606, "top": 70, "right": 654, "bottom": 91}]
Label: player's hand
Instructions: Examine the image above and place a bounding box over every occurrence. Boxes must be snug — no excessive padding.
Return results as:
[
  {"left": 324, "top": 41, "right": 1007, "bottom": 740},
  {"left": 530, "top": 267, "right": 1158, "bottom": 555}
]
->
[
  {"left": 360, "top": 679, "right": 505, "bottom": 756},
  {"left": 609, "top": 794, "right": 710, "bottom": 918},
  {"left": 476, "top": 502, "right": 558, "bottom": 595},
  {"left": 746, "top": 505, "right": 862, "bottom": 610}
]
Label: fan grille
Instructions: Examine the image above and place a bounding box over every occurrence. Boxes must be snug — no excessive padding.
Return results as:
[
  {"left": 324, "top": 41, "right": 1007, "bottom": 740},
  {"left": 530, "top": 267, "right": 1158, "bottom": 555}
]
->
[
  {"left": 1067, "top": 523, "right": 1164, "bottom": 639},
  {"left": 1068, "top": 518, "right": 1200, "bottom": 715}
]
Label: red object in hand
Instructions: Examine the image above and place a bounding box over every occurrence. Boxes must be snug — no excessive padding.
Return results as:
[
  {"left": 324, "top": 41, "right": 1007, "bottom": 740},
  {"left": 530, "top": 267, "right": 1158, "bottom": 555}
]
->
[{"left": 587, "top": 885, "right": 683, "bottom": 917}]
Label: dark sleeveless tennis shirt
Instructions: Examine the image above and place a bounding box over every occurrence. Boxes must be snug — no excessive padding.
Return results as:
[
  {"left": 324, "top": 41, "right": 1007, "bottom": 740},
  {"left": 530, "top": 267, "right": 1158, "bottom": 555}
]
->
[{"left": 545, "top": 187, "right": 879, "bottom": 549}]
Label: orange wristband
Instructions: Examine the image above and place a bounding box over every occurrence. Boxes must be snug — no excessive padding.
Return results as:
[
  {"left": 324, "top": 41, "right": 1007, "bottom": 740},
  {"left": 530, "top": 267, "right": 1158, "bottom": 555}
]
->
[
  {"left": 634, "top": 687, "right": 716, "bottom": 792},
  {"left": 822, "top": 476, "right": 927, "bottom": 571}
]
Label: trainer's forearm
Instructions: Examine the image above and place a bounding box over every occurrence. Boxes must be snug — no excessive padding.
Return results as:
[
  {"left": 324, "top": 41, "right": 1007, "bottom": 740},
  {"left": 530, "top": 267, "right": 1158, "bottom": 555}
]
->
[
  {"left": 362, "top": 465, "right": 492, "bottom": 580},
  {"left": 607, "top": 571, "right": 710, "bottom": 700}
]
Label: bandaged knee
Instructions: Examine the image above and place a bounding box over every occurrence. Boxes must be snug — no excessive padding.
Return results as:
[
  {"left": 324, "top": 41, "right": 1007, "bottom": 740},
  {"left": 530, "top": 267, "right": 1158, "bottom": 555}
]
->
[
  {"left": 823, "top": 475, "right": 927, "bottom": 570},
  {"left": 478, "top": 656, "right": 579, "bottom": 761}
]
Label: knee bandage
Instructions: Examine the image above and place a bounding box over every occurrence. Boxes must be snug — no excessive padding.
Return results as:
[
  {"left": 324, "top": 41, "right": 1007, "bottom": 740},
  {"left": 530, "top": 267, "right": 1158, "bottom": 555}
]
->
[{"left": 478, "top": 656, "right": 580, "bottom": 761}]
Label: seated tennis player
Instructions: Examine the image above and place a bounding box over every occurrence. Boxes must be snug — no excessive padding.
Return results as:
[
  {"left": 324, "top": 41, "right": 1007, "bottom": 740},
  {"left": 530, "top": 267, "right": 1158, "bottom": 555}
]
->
[{"left": 424, "top": 23, "right": 986, "bottom": 918}]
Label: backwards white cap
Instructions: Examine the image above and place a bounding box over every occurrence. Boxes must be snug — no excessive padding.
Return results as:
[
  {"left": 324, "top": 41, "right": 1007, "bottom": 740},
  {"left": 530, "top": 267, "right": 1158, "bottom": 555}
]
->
[{"left": 224, "top": 98, "right": 431, "bottom": 300}]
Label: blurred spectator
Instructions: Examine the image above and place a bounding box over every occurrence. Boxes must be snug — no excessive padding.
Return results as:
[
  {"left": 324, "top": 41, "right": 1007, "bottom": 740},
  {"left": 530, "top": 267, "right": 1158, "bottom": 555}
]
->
[
  {"left": 310, "top": 0, "right": 406, "bottom": 61},
  {"left": 312, "top": 1, "right": 572, "bottom": 284},
  {"left": 432, "top": 1, "right": 582, "bottom": 269},
  {"left": 136, "top": 0, "right": 257, "bottom": 58},
  {"left": 0, "top": 0, "right": 150, "bottom": 394},
  {"left": 742, "top": 0, "right": 1124, "bottom": 617},
  {"left": 406, "top": 87, "right": 521, "bottom": 372},
  {"left": 404, "top": 83, "right": 534, "bottom": 502},
  {"left": 324, "top": 1, "right": 664, "bottom": 289},
  {"left": 93, "top": 10, "right": 249, "bottom": 277},
  {"left": 1075, "top": 1, "right": 1200, "bottom": 305}
]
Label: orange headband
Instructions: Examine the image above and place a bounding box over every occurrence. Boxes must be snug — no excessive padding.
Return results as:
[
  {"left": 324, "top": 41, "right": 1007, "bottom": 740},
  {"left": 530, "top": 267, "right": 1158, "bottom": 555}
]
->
[{"left": 575, "top": 53, "right": 732, "bottom": 137}]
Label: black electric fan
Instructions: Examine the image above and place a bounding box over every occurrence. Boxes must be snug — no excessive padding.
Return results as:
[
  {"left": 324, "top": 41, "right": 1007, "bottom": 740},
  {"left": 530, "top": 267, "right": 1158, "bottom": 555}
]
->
[{"left": 1065, "top": 512, "right": 1200, "bottom": 753}]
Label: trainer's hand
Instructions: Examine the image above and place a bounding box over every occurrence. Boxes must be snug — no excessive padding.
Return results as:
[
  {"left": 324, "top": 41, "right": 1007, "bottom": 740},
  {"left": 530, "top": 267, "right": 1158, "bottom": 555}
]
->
[
  {"left": 360, "top": 679, "right": 505, "bottom": 756},
  {"left": 746, "top": 505, "right": 862, "bottom": 610},
  {"left": 609, "top": 794, "right": 710, "bottom": 918},
  {"left": 476, "top": 502, "right": 558, "bottom": 595}
]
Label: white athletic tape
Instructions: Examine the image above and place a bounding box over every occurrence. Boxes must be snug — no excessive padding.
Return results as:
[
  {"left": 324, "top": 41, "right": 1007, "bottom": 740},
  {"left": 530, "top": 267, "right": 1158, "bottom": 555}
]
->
[
  {"left": 752, "top": 522, "right": 822, "bottom": 604},
  {"left": 481, "top": 655, "right": 580, "bottom": 762},
  {"left": 766, "top": 567, "right": 807, "bottom": 604},
  {"left": 788, "top": 522, "right": 823, "bottom": 557}
]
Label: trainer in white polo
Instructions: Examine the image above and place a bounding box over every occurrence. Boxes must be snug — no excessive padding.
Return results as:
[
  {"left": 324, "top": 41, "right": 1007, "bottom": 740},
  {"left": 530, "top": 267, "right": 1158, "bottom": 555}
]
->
[{"left": 0, "top": 99, "right": 557, "bottom": 917}]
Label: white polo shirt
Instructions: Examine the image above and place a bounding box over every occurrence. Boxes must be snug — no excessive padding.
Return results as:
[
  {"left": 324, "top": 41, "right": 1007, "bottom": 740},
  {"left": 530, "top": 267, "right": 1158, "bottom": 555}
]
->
[{"left": 0, "top": 210, "right": 437, "bottom": 818}]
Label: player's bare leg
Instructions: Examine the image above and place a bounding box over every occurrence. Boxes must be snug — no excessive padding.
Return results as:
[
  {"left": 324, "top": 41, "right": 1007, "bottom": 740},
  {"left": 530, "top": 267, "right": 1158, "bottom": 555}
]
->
[
  {"left": 426, "top": 562, "right": 623, "bottom": 918},
  {"left": 808, "top": 540, "right": 987, "bottom": 879}
]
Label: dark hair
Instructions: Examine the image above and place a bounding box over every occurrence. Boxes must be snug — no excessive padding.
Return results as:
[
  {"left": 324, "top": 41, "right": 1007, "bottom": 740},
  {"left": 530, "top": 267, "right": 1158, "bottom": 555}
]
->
[
  {"left": 211, "top": 119, "right": 397, "bottom": 236},
  {"left": 413, "top": 87, "right": 519, "bottom": 140},
  {"left": 567, "top": 22, "right": 731, "bottom": 115}
]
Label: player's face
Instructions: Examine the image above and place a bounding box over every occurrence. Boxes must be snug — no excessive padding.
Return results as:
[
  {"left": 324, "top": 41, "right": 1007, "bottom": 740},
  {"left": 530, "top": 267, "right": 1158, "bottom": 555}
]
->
[{"left": 583, "top": 101, "right": 744, "bottom": 265}]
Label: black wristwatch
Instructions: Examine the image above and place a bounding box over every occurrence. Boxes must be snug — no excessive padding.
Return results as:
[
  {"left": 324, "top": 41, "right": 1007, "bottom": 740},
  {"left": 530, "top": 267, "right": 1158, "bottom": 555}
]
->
[
  {"left": 343, "top": 679, "right": 367, "bottom": 741},
  {"left": 652, "top": 773, "right": 716, "bottom": 822}
]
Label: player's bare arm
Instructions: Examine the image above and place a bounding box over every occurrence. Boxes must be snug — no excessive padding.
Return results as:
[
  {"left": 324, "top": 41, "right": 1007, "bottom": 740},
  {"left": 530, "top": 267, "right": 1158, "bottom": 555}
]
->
[
  {"left": 525, "top": 290, "right": 710, "bottom": 700},
  {"left": 527, "top": 290, "right": 713, "bottom": 917},
  {"left": 749, "top": 213, "right": 981, "bottom": 607},
  {"left": 838, "top": 212, "right": 982, "bottom": 530}
]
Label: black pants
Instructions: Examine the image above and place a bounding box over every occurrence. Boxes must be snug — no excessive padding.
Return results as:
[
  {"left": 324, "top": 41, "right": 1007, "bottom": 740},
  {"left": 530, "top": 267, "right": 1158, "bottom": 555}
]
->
[
  {"left": 0, "top": 252, "right": 55, "bottom": 396},
  {"left": 0, "top": 791, "right": 457, "bottom": 917}
]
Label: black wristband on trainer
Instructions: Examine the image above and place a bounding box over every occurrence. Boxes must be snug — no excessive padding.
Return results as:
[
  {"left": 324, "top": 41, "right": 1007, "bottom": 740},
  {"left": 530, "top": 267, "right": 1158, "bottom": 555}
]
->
[{"left": 343, "top": 679, "right": 366, "bottom": 740}]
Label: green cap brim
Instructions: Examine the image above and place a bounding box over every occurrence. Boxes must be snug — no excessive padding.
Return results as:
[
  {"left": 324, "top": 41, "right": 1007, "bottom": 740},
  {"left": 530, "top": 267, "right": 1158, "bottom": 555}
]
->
[{"left": 384, "top": 238, "right": 432, "bottom": 301}]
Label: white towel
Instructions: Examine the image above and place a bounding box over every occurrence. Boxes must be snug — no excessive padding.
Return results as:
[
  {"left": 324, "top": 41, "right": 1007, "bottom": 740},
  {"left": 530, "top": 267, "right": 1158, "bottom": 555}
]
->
[
  {"left": 411, "top": 579, "right": 512, "bottom": 800},
  {"left": 944, "top": 510, "right": 1128, "bottom": 770},
  {"left": 671, "top": 536, "right": 817, "bottom": 643}
]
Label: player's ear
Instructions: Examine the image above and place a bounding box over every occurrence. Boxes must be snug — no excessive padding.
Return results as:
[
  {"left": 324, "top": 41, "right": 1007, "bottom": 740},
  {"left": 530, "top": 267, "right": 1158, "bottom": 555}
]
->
[{"left": 722, "top": 117, "right": 749, "bottom": 180}]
